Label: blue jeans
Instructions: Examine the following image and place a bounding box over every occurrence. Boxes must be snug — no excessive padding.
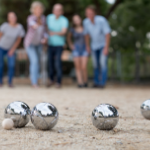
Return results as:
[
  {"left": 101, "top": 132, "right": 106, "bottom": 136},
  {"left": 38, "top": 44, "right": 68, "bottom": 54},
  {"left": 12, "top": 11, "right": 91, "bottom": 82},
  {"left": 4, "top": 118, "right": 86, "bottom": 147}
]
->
[
  {"left": 48, "top": 46, "right": 63, "bottom": 84},
  {"left": 0, "top": 47, "right": 16, "bottom": 85},
  {"left": 92, "top": 47, "right": 107, "bottom": 86},
  {"left": 26, "top": 45, "right": 42, "bottom": 85},
  {"left": 72, "top": 44, "right": 88, "bottom": 57}
]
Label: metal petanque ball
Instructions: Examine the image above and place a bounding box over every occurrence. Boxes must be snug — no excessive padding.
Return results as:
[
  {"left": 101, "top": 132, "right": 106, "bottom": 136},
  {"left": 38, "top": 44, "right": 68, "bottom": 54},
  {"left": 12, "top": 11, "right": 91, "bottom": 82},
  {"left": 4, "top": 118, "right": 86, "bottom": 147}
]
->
[
  {"left": 91, "top": 104, "right": 119, "bottom": 130},
  {"left": 30, "top": 103, "right": 59, "bottom": 130},
  {"left": 4, "top": 101, "right": 31, "bottom": 128},
  {"left": 141, "top": 100, "right": 150, "bottom": 119}
]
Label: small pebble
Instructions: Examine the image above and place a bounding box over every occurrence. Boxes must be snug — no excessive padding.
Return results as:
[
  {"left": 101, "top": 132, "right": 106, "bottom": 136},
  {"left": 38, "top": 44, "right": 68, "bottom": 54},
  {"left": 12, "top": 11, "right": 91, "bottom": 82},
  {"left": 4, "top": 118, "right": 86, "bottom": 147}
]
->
[
  {"left": 116, "top": 141, "right": 123, "bottom": 145},
  {"left": 58, "top": 130, "right": 63, "bottom": 133}
]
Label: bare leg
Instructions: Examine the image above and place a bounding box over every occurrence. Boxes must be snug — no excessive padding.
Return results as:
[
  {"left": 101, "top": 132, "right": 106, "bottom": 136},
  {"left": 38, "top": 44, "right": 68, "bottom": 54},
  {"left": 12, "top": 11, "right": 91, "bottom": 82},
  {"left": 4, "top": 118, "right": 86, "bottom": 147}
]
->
[
  {"left": 74, "top": 57, "right": 83, "bottom": 85},
  {"left": 81, "top": 56, "right": 88, "bottom": 84}
]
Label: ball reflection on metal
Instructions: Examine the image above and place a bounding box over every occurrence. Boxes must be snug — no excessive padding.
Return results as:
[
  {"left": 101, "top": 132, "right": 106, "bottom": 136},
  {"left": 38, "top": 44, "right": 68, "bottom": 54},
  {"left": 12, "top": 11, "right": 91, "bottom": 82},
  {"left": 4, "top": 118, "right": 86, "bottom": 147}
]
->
[
  {"left": 4, "top": 101, "right": 31, "bottom": 128},
  {"left": 141, "top": 100, "right": 150, "bottom": 119},
  {"left": 31, "top": 103, "right": 59, "bottom": 130},
  {"left": 91, "top": 104, "right": 119, "bottom": 130}
]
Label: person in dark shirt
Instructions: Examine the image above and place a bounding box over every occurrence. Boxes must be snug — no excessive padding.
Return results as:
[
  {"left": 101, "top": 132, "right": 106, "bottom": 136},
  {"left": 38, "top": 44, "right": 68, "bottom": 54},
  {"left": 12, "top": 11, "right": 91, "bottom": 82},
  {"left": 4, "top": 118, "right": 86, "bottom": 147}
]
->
[{"left": 67, "top": 14, "right": 89, "bottom": 88}]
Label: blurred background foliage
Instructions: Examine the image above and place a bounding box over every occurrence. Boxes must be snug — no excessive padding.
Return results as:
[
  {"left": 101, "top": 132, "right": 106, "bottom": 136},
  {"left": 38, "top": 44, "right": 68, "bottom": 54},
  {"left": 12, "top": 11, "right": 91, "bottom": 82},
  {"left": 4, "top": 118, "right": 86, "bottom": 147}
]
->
[{"left": 0, "top": 0, "right": 150, "bottom": 82}]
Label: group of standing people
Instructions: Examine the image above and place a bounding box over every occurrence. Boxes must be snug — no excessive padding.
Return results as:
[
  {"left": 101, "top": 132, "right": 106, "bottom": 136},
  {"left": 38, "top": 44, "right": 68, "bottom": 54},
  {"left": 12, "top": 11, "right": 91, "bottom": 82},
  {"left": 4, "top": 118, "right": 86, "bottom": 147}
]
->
[{"left": 0, "top": 2, "right": 111, "bottom": 89}]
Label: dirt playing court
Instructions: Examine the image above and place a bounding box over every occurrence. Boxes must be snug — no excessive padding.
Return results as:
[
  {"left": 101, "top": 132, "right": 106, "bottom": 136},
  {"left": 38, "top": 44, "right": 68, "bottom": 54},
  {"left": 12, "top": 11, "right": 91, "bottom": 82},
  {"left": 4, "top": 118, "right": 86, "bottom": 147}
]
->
[{"left": 0, "top": 85, "right": 150, "bottom": 150}]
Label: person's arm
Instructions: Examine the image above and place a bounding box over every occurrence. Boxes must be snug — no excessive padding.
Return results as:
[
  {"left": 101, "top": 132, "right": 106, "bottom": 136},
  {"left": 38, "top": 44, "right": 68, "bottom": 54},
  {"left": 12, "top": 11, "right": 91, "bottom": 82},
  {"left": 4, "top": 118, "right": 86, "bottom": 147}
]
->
[
  {"left": 49, "top": 18, "right": 69, "bottom": 36},
  {"left": 85, "top": 34, "right": 91, "bottom": 53},
  {"left": 49, "top": 28, "right": 67, "bottom": 36},
  {"left": 0, "top": 23, "right": 6, "bottom": 40},
  {"left": 83, "top": 19, "right": 91, "bottom": 53},
  {"left": 102, "top": 17, "right": 111, "bottom": 55},
  {"left": 103, "top": 33, "right": 111, "bottom": 55},
  {"left": 28, "top": 16, "right": 39, "bottom": 30},
  {"left": 41, "top": 31, "right": 48, "bottom": 45},
  {"left": 41, "top": 18, "right": 48, "bottom": 45},
  {"left": 8, "top": 37, "right": 22, "bottom": 56},
  {"left": 0, "top": 32, "right": 3, "bottom": 40},
  {"left": 67, "top": 32, "right": 74, "bottom": 50}
]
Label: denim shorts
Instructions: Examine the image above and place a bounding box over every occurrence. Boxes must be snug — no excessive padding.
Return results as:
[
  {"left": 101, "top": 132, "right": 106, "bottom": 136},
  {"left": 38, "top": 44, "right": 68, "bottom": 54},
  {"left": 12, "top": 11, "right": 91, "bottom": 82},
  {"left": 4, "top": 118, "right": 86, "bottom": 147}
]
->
[{"left": 72, "top": 44, "right": 88, "bottom": 57}]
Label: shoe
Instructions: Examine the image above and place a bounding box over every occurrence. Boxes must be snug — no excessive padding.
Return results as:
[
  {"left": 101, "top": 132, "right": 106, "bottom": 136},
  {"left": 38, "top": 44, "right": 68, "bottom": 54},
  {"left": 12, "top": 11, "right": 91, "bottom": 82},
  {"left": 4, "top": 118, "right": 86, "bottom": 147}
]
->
[
  {"left": 8, "top": 84, "right": 14, "bottom": 88},
  {"left": 32, "top": 85, "right": 39, "bottom": 88},
  {"left": 83, "top": 83, "right": 88, "bottom": 88},
  {"left": 92, "top": 84, "right": 99, "bottom": 88},
  {"left": 98, "top": 85, "right": 104, "bottom": 89},
  {"left": 78, "top": 84, "right": 83, "bottom": 88},
  {"left": 55, "top": 83, "right": 61, "bottom": 88},
  {"left": 92, "top": 84, "right": 104, "bottom": 89},
  {"left": 47, "top": 81, "right": 54, "bottom": 88}
]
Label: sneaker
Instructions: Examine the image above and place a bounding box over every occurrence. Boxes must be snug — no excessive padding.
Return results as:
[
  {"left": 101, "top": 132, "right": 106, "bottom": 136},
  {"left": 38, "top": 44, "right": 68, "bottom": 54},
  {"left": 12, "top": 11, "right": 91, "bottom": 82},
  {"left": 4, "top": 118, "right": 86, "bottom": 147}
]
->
[
  {"left": 55, "top": 83, "right": 61, "bottom": 88},
  {"left": 98, "top": 85, "right": 105, "bottom": 89},
  {"left": 92, "top": 84, "right": 104, "bottom": 89},
  {"left": 8, "top": 84, "right": 14, "bottom": 88},
  {"left": 92, "top": 84, "right": 99, "bottom": 88},
  {"left": 83, "top": 83, "right": 88, "bottom": 88},
  {"left": 32, "top": 85, "right": 39, "bottom": 88},
  {"left": 47, "top": 81, "right": 54, "bottom": 88},
  {"left": 78, "top": 84, "right": 83, "bottom": 88}
]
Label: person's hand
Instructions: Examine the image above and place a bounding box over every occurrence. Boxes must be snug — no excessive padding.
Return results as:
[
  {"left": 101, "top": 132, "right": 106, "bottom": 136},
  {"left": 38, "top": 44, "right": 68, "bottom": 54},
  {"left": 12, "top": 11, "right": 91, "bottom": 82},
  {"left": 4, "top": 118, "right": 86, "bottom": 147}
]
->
[
  {"left": 86, "top": 46, "right": 91, "bottom": 54},
  {"left": 8, "top": 49, "right": 15, "bottom": 56},
  {"left": 32, "top": 24, "right": 39, "bottom": 29},
  {"left": 69, "top": 44, "right": 75, "bottom": 50},
  {"left": 41, "top": 38, "right": 47, "bottom": 44},
  {"left": 103, "top": 46, "right": 109, "bottom": 56},
  {"left": 49, "top": 31, "right": 56, "bottom": 36}
]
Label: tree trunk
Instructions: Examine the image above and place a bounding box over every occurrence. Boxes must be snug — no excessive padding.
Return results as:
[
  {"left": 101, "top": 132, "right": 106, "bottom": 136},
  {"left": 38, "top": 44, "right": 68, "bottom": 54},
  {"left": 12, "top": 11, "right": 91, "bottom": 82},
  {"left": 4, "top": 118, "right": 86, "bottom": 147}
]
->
[
  {"left": 106, "top": 0, "right": 123, "bottom": 19},
  {"left": 93, "top": 0, "right": 101, "bottom": 15}
]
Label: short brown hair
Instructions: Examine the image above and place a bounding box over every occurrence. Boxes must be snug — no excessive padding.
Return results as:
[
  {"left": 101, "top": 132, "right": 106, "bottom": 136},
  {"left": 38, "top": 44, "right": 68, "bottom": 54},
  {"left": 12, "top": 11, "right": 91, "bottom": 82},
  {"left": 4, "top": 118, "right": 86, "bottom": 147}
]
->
[{"left": 86, "top": 5, "right": 97, "bottom": 13}]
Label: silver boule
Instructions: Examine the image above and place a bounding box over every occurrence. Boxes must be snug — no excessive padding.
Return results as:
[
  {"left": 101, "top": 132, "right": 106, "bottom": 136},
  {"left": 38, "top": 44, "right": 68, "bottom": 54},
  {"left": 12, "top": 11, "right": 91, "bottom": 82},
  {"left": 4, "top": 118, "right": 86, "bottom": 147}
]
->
[
  {"left": 4, "top": 101, "right": 30, "bottom": 128},
  {"left": 91, "top": 104, "right": 119, "bottom": 130},
  {"left": 30, "top": 103, "right": 59, "bottom": 130},
  {"left": 141, "top": 100, "right": 150, "bottom": 119}
]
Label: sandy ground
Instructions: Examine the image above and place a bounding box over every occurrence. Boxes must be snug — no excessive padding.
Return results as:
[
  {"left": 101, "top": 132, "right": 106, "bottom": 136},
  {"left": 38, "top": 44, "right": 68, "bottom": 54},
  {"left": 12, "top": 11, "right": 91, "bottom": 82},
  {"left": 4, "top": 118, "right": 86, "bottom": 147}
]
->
[{"left": 0, "top": 85, "right": 150, "bottom": 150}]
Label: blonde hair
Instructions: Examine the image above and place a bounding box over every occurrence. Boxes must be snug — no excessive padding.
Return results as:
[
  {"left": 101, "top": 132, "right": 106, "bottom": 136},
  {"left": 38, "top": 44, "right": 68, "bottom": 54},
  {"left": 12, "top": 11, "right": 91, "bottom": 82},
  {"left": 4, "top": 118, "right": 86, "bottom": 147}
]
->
[{"left": 30, "top": 1, "right": 45, "bottom": 13}]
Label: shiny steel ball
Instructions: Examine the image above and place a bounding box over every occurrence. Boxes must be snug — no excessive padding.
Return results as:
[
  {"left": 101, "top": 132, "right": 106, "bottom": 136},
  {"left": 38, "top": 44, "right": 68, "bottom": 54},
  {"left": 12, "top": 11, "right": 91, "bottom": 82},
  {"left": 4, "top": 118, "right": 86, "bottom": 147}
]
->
[
  {"left": 91, "top": 104, "right": 119, "bottom": 130},
  {"left": 4, "top": 101, "right": 30, "bottom": 128},
  {"left": 141, "top": 100, "right": 150, "bottom": 119},
  {"left": 31, "top": 103, "right": 59, "bottom": 130}
]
